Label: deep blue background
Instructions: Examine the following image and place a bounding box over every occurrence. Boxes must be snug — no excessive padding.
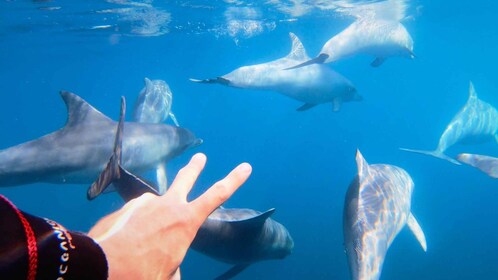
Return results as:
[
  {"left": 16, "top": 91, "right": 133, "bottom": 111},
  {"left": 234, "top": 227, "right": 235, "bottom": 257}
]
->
[{"left": 1, "top": 1, "right": 498, "bottom": 279}]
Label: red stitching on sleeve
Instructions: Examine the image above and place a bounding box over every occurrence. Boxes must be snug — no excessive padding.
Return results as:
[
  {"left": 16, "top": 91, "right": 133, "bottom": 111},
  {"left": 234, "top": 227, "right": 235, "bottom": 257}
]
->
[{"left": 0, "top": 195, "right": 38, "bottom": 280}]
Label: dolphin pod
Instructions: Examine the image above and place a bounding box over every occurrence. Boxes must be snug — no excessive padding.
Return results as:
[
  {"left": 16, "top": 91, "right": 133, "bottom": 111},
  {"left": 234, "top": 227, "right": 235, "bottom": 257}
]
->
[
  {"left": 401, "top": 82, "right": 498, "bottom": 165},
  {"left": 287, "top": 0, "right": 414, "bottom": 69},
  {"left": 343, "top": 150, "right": 426, "bottom": 280},
  {"left": 89, "top": 100, "right": 293, "bottom": 279},
  {"left": 191, "top": 32, "right": 360, "bottom": 112},
  {"left": 0, "top": 91, "right": 201, "bottom": 189}
]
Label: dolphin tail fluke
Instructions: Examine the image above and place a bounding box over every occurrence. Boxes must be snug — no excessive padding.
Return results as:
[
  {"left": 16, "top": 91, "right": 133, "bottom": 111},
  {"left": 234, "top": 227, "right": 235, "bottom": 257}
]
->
[
  {"left": 214, "top": 264, "right": 250, "bottom": 280},
  {"left": 399, "top": 148, "right": 461, "bottom": 165},
  {"left": 407, "top": 213, "right": 427, "bottom": 252},
  {"left": 87, "top": 96, "right": 160, "bottom": 202},
  {"left": 284, "top": 53, "right": 329, "bottom": 70},
  {"left": 189, "top": 77, "right": 230, "bottom": 85}
]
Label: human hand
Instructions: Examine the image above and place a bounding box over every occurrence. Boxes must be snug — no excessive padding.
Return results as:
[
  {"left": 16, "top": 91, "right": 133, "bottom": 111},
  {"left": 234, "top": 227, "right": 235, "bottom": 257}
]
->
[{"left": 88, "top": 153, "right": 252, "bottom": 280}]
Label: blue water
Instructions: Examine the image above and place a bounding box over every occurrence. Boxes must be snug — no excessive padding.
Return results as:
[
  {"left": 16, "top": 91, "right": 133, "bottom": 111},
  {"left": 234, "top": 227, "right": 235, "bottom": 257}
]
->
[{"left": 1, "top": 1, "right": 498, "bottom": 279}]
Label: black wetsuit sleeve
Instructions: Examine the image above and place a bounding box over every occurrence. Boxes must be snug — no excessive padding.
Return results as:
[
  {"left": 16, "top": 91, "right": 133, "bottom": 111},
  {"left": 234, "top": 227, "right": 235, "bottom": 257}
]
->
[{"left": 0, "top": 195, "right": 108, "bottom": 280}]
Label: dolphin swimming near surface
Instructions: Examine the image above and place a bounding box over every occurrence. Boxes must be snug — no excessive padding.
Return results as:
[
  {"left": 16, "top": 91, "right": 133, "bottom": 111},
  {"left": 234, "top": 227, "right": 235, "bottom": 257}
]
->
[
  {"left": 457, "top": 153, "right": 498, "bottom": 178},
  {"left": 287, "top": 0, "right": 414, "bottom": 69},
  {"left": 401, "top": 82, "right": 498, "bottom": 165},
  {"left": 344, "top": 150, "right": 427, "bottom": 280},
  {"left": 134, "top": 77, "right": 181, "bottom": 194},
  {"left": 190, "top": 32, "right": 360, "bottom": 112},
  {"left": 89, "top": 107, "right": 294, "bottom": 280},
  {"left": 0, "top": 91, "right": 201, "bottom": 189}
]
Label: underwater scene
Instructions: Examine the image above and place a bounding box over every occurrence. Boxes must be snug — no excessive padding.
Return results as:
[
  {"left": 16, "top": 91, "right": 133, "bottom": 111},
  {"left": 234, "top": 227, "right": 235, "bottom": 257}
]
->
[{"left": 1, "top": 0, "right": 498, "bottom": 279}]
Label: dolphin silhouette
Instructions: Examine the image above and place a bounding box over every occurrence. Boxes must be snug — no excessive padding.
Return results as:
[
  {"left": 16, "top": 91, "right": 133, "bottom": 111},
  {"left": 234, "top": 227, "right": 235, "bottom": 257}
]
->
[
  {"left": 191, "top": 32, "right": 360, "bottom": 112},
  {"left": 457, "top": 153, "right": 498, "bottom": 178},
  {"left": 0, "top": 91, "right": 201, "bottom": 189},
  {"left": 401, "top": 82, "right": 498, "bottom": 165},
  {"left": 287, "top": 0, "right": 414, "bottom": 69},
  {"left": 89, "top": 104, "right": 294, "bottom": 280},
  {"left": 344, "top": 150, "right": 426, "bottom": 280}
]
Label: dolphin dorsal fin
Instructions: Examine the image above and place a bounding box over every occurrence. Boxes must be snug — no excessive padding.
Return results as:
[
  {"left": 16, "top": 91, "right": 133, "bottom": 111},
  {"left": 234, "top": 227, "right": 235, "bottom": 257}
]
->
[
  {"left": 407, "top": 213, "right": 427, "bottom": 252},
  {"left": 228, "top": 208, "right": 275, "bottom": 229},
  {"left": 144, "top": 77, "right": 152, "bottom": 87},
  {"left": 287, "top": 32, "right": 309, "bottom": 61},
  {"left": 355, "top": 149, "right": 370, "bottom": 177},
  {"left": 468, "top": 81, "right": 478, "bottom": 102},
  {"left": 60, "top": 91, "right": 112, "bottom": 127}
]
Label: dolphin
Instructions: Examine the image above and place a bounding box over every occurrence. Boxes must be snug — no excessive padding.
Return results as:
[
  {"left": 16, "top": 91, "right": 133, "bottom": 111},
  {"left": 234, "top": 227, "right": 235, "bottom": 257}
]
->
[
  {"left": 344, "top": 150, "right": 427, "bottom": 280},
  {"left": 457, "top": 153, "right": 498, "bottom": 178},
  {"left": 134, "top": 77, "right": 179, "bottom": 126},
  {"left": 401, "top": 82, "right": 498, "bottom": 165},
  {"left": 191, "top": 207, "right": 294, "bottom": 280},
  {"left": 0, "top": 91, "right": 201, "bottom": 189},
  {"left": 190, "top": 32, "right": 360, "bottom": 112},
  {"left": 89, "top": 105, "right": 294, "bottom": 280},
  {"left": 134, "top": 77, "right": 181, "bottom": 194},
  {"left": 287, "top": 0, "right": 414, "bottom": 69}
]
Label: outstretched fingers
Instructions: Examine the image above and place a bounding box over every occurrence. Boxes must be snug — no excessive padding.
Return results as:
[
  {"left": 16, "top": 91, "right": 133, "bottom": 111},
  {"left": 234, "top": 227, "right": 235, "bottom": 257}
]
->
[
  {"left": 192, "top": 162, "right": 252, "bottom": 223},
  {"left": 168, "top": 153, "right": 207, "bottom": 199}
]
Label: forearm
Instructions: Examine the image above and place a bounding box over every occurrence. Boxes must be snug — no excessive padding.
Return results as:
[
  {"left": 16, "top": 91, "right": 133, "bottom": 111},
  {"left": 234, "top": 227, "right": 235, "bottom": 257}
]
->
[{"left": 0, "top": 195, "right": 108, "bottom": 279}]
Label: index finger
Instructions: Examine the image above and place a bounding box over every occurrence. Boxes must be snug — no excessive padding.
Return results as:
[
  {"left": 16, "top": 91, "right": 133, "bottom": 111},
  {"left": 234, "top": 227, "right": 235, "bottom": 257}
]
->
[
  {"left": 191, "top": 162, "right": 252, "bottom": 222},
  {"left": 168, "top": 153, "right": 207, "bottom": 199}
]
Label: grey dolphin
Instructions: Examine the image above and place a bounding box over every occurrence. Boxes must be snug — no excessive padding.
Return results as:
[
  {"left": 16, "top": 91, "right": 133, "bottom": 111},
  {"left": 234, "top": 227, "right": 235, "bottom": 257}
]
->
[
  {"left": 287, "top": 0, "right": 414, "bottom": 69},
  {"left": 134, "top": 77, "right": 179, "bottom": 126},
  {"left": 0, "top": 91, "right": 201, "bottom": 189},
  {"left": 191, "top": 207, "right": 294, "bottom": 280},
  {"left": 457, "top": 153, "right": 498, "bottom": 178},
  {"left": 401, "top": 82, "right": 498, "bottom": 165},
  {"left": 190, "top": 32, "right": 360, "bottom": 112},
  {"left": 89, "top": 110, "right": 294, "bottom": 280},
  {"left": 344, "top": 150, "right": 426, "bottom": 280}
]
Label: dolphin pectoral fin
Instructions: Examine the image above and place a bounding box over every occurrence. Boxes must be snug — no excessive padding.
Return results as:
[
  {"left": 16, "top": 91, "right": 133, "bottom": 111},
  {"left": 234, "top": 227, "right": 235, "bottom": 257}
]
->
[
  {"left": 407, "top": 213, "right": 427, "bottom": 252},
  {"left": 297, "top": 103, "right": 317, "bottom": 111},
  {"left": 494, "top": 134, "right": 498, "bottom": 144},
  {"left": 168, "top": 111, "right": 180, "bottom": 127},
  {"left": 156, "top": 163, "right": 168, "bottom": 195},
  {"left": 189, "top": 77, "right": 230, "bottom": 85},
  {"left": 214, "top": 264, "right": 250, "bottom": 280},
  {"left": 87, "top": 96, "right": 160, "bottom": 202},
  {"left": 370, "top": 57, "right": 386, "bottom": 67},
  {"left": 399, "top": 148, "right": 461, "bottom": 165},
  {"left": 333, "top": 97, "right": 342, "bottom": 112},
  {"left": 228, "top": 208, "right": 275, "bottom": 230},
  {"left": 284, "top": 53, "right": 329, "bottom": 70}
]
